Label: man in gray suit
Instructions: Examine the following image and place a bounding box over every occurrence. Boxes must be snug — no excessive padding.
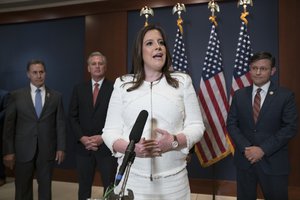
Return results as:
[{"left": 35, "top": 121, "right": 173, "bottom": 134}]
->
[
  {"left": 227, "top": 52, "right": 298, "bottom": 200},
  {"left": 3, "top": 60, "right": 66, "bottom": 200}
]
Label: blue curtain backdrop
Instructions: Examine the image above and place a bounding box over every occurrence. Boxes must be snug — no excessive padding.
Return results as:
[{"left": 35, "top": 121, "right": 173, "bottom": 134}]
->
[{"left": 127, "top": 0, "right": 278, "bottom": 180}]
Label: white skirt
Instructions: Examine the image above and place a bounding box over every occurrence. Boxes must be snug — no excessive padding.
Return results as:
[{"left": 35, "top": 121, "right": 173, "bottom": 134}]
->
[{"left": 114, "top": 168, "right": 190, "bottom": 200}]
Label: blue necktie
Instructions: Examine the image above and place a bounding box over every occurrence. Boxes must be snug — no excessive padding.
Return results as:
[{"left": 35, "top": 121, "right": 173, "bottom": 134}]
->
[{"left": 35, "top": 88, "right": 42, "bottom": 118}]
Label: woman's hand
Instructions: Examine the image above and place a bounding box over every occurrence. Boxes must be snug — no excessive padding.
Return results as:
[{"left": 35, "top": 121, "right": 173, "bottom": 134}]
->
[
  {"left": 135, "top": 137, "right": 161, "bottom": 158},
  {"left": 155, "top": 128, "right": 174, "bottom": 153}
]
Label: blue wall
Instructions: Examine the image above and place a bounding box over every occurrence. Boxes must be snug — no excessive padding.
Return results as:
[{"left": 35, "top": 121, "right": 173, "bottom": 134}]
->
[
  {"left": 0, "top": 17, "right": 85, "bottom": 168},
  {"left": 0, "top": 0, "right": 278, "bottom": 181},
  {"left": 127, "top": 0, "right": 278, "bottom": 180}
]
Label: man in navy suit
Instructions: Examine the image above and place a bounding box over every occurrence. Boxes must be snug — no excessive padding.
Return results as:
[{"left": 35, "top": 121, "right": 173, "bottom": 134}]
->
[
  {"left": 0, "top": 89, "right": 9, "bottom": 186},
  {"left": 69, "top": 51, "right": 117, "bottom": 200},
  {"left": 3, "top": 60, "right": 66, "bottom": 200},
  {"left": 227, "top": 52, "right": 298, "bottom": 200}
]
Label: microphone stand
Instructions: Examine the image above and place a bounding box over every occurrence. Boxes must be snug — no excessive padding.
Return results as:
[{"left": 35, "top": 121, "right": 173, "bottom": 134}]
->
[{"left": 106, "top": 153, "right": 135, "bottom": 200}]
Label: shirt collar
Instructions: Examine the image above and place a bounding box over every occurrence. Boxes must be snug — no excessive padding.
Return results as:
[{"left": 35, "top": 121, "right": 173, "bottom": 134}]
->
[
  {"left": 92, "top": 78, "right": 104, "bottom": 87},
  {"left": 252, "top": 81, "right": 271, "bottom": 94},
  {"left": 30, "top": 83, "right": 45, "bottom": 92},
  {"left": 253, "top": 81, "right": 270, "bottom": 94}
]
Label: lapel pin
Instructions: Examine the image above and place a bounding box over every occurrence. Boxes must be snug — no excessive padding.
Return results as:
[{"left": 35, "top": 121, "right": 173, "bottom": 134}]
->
[
  {"left": 269, "top": 91, "right": 274, "bottom": 95},
  {"left": 47, "top": 93, "right": 50, "bottom": 98}
]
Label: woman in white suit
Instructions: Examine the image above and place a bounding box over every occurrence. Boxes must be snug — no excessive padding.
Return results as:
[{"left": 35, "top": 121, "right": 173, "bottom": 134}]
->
[{"left": 102, "top": 24, "right": 205, "bottom": 200}]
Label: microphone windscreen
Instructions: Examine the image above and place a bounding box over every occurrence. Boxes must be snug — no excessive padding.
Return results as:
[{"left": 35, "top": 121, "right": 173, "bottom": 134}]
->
[{"left": 129, "top": 110, "right": 148, "bottom": 143}]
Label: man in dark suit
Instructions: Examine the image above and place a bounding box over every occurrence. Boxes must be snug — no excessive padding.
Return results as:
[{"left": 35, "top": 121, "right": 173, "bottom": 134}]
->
[
  {"left": 0, "top": 89, "right": 9, "bottom": 186},
  {"left": 3, "top": 60, "right": 66, "bottom": 200},
  {"left": 69, "top": 51, "right": 117, "bottom": 200},
  {"left": 227, "top": 52, "right": 298, "bottom": 200}
]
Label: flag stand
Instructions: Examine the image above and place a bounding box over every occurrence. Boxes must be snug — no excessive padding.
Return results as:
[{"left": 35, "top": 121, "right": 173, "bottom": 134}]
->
[{"left": 212, "top": 164, "right": 216, "bottom": 200}]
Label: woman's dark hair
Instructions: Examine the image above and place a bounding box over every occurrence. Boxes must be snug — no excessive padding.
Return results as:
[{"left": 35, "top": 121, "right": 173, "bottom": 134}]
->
[{"left": 125, "top": 24, "right": 178, "bottom": 91}]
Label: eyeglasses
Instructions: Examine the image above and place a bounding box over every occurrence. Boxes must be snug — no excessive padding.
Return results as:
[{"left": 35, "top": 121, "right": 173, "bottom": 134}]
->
[{"left": 250, "top": 66, "right": 271, "bottom": 72}]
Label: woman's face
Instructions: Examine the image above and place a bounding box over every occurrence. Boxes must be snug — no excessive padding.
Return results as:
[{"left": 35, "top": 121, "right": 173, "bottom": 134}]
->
[{"left": 142, "top": 29, "right": 166, "bottom": 74}]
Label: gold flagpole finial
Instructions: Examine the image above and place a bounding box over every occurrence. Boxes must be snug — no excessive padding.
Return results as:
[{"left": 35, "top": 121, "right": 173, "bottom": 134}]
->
[
  {"left": 172, "top": 3, "right": 186, "bottom": 34},
  {"left": 237, "top": 0, "right": 253, "bottom": 25},
  {"left": 238, "top": 0, "right": 253, "bottom": 12},
  {"left": 140, "top": 6, "right": 154, "bottom": 27},
  {"left": 208, "top": 0, "right": 220, "bottom": 26},
  {"left": 172, "top": 3, "right": 186, "bottom": 19}
]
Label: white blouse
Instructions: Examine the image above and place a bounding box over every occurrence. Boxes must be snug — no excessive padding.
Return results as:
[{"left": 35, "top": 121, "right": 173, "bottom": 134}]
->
[{"left": 102, "top": 72, "right": 205, "bottom": 179}]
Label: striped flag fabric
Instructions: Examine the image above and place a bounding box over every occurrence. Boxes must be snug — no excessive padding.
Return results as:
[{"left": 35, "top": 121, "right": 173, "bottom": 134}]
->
[
  {"left": 229, "top": 21, "right": 253, "bottom": 104},
  {"left": 172, "top": 26, "right": 189, "bottom": 73},
  {"left": 196, "top": 24, "right": 233, "bottom": 167}
]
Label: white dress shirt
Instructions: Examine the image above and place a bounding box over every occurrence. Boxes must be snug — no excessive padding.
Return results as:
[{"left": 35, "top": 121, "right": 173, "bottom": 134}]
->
[{"left": 30, "top": 83, "right": 45, "bottom": 107}]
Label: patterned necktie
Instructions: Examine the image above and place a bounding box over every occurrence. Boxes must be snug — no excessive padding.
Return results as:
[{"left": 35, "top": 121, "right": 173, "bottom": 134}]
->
[
  {"left": 253, "top": 88, "right": 262, "bottom": 123},
  {"left": 93, "top": 83, "right": 99, "bottom": 106},
  {"left": 35, "top": 88, "right": 42, "bottom": 118}
]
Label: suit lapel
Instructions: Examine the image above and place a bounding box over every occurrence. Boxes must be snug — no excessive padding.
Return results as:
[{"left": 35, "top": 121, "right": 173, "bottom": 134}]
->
[
  {"left": 94, "top": 79, "right": 108, "bottom": 110},
  {"left": 84, "top": 82, "right": 94, "bottom": 111},
  {"left": 24, "top": 87, "right": 37, "bottom": 117},
  {"left": 245, "top": 86, "right": 254, "bottom": 124},
  {"left": 257, "top": 83, "right": 277, "bottom": 123},
  {"left": 42, "top": 88, "right": 51, "bottom": 117}
]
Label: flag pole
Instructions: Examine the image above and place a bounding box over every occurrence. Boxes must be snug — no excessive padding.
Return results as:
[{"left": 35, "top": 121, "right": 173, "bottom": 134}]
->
[
  {"left": 207, "top": 1, "right": 220, "bottom": 199},
  {"left": 229, "top": 0, "right": 254, "bottom": 104},
  {"left": 172, "top": 3, "right": 186, "bottom": 35},
  {"left": 208, "top": 0, "right": 219, "bottom": 27},
  {"left": 237, "top": 0, "right": 253, "bottom": 25},
  {"left": 140, "top": 6, "right": 154, "bottom": 27},
  {"left": 171, "top": 3, "right": 189, "bottom": 73}
]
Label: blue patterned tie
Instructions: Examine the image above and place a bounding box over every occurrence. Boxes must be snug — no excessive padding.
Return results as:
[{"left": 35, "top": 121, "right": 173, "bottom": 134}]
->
[{"left": 35, "top": 88, "right": 42, "bottom": 118}]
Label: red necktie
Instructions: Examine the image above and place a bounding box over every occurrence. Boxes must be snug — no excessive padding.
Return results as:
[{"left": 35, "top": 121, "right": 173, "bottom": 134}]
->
[
  {"left": 253, "top": 88, "right": 262, "bottom": 123},
  {"left": 93, "top": 83, "right": 99, "bottom": 106}
]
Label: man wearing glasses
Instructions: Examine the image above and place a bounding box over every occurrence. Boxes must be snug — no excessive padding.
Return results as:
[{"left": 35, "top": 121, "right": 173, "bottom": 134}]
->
[{"left": 227, "top": 51, "right": 298, "bottom": 200}]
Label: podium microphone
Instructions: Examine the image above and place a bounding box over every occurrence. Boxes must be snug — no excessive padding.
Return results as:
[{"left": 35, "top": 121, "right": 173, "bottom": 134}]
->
[{"left": 114, "top": 110, "right": 148, "bottom": 186}]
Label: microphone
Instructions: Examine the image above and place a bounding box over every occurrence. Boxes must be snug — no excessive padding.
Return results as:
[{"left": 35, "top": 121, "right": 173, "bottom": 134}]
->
[{"left": 114, "top": 110, "right": 148, "bottom": 186}]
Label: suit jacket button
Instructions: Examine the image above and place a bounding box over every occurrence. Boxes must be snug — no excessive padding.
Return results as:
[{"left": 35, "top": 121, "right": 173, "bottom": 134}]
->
[{"left": 253, "top": 129, "right": 257, "bottom": 133}]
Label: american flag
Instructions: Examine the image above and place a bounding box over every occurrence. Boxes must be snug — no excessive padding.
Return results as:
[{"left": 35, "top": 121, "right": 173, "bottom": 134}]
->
[
  {"left": 172, "top": 27, "right": 189, "bottom": 73},
  {"left": 229, "top": 21, "right": 253, "bottom": 104},
  {"left": 196, "top": 24, "right": 233, "bottom": 167}
]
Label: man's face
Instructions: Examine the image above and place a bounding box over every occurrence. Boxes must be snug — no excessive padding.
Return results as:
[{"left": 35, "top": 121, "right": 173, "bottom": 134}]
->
[
  {"left": 27, "top": 63, "right": 46, "bottom": 88},
  {"left": 250, "top": 58, "right": 276, "bottom": 87},
  {"left": 88, "top": 55, "right": 107, "bottom": 80}
]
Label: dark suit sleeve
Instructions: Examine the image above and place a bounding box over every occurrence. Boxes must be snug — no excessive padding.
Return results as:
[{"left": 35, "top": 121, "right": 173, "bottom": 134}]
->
[
  {"left": 0, "top": 91, "right": 9, "bottom": 121},
  {"left": 260, "top": 91, "right": 298, "bottom": 156},
  {"left": 56, "top": 94, "right": 67, "bottom": 151},
  {"left": 0, "top": 92, "right": 9, "bottom": 122},
  {"left": 3, "top": 92, "right": 17, "bottom": 155},
  {"left": 69, "top": 86, "right": 83, "bottom": 141},
  {"left": 1, "top": 91, "right": 9, "bottom": 155},
  {"left": 226, "top": 92, "right": 252, "bottom": 153}
]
